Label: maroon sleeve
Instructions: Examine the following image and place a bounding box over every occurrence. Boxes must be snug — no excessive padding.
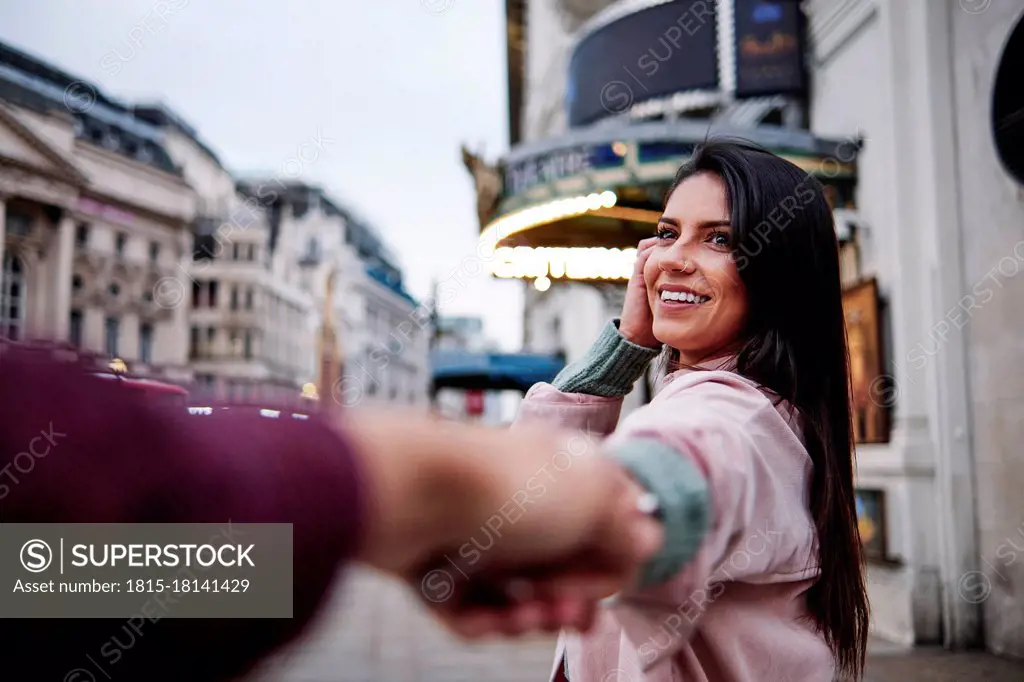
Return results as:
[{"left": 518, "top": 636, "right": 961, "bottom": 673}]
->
[{"left": 0, "top": 344, "right": 368, "bottom": 681}]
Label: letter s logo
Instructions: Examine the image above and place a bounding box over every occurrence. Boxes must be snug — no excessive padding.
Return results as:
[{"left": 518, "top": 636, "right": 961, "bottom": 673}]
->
[{"left": 20, "top": 539, "right": 52, "bottom": 573}]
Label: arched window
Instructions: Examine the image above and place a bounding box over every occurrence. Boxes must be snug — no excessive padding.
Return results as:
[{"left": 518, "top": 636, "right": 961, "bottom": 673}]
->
[
  {"left": 1, "top": 254, "right": 26, "bottom": 340},
  {"left": 993, "top": 12, "right": 1024, "bottom": 184}
]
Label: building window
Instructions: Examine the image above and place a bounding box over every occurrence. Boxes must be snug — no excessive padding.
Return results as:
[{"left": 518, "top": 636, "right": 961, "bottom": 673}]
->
[
  {"left": 148, "top": 242, "right": 160, "bottom": 265},
  {"left": 248, "top": 244, "right": 256, "bottom": 261},
  {"left": 192, "top": 281, "right": 202, "bottom": 308},
  {"left": 245, "top": 287, "right": 254, "bottom": 310},
  {"left": 102, "top": 130, "right": 120, "bottom": 151},
  {"left": 72, "top": 275, "right": 83, "bottom": 292},
  {"left": 190, "top": 325, "right": 200, "bottom": 359},
  {"left": 139, "top": 323, "right": 154, "bottom": 364},
  {"left": 232, "top": 243, "right": 240, "bottom": 261},
  {"left": 206, "top": 327, "right": 216, "bottom": 355},
  {"left": 69, "top": 309, "right": 83, "bottom": 347},
  {"left": 0, "top": 254, "right": 26, "bottom": 341},
  {"left": 305, "top": 237, "right": 320, "bottom": 262},
  {"left": 104, "top": 316, "right": 120, "bottom": 357},
  {"left": 6, "top": 210, "right": 32, "bottom": 237},
  {"left": 108, "top": 282, "right": 120, "bottom": 298},
  {"left": 209, "top": 280, "right": 219, "bottom": 308},
  {"left": 230, "top": 285, "right": 239, "bottom": 311},
  {"left": 115, "top": 233, "right": 127, "bottom": 258},
  {"left": 244, "top": 330, "right": 253, "bottom": 359},
  {"left": 75, "top": 222, "right": 90, "bottom": 248}
]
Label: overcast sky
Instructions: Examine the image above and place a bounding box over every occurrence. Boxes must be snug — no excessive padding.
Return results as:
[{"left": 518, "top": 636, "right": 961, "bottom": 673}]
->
[{"left": 0, "top": 0, "right": 524, "bottom": 350}]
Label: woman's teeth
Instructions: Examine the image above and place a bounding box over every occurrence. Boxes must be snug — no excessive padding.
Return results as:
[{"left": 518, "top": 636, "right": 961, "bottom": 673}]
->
[{"left": 660, "top": 290, "right": 710, "bottom": 304}]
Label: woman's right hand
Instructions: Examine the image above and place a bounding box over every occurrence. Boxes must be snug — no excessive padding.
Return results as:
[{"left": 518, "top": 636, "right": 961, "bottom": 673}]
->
[{"left": 619, "top": 237, "right": 661, "bottom": 349}]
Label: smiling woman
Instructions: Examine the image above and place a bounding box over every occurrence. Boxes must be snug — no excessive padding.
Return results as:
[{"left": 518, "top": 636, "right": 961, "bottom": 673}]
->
[
  {"left": 514, "top": 139, "right": 870, "bottom": 682},
  {"left": 643, "top": 173, "right": 749, "bottom": 367}
]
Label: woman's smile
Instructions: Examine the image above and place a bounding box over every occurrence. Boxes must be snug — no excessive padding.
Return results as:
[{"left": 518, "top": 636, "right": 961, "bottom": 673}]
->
[{"left": 656, "top": 284, "right": 712, "bottom": 309}]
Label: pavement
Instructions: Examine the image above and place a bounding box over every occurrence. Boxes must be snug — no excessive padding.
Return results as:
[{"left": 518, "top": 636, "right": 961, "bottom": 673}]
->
[
  {"left": 857, "top": 637, "right": 1024, "bottom": 682},
  {"left": 249, "top": 569, "right": 1024, "bottom": 682},
  {"left": 247, "top": 568, "right": 556, "bottom": 682}
]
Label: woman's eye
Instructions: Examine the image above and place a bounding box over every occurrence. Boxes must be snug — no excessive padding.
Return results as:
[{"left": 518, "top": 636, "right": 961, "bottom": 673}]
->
[
  {"left": 655, "top": 227, "right": 677, "bottom": 240},
  {"left": 708, "top": 231, "right": 730, "bottom": 246}
]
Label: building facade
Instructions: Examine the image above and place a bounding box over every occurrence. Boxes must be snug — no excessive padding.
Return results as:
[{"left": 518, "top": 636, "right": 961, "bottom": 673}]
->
[
  {"left": 806, "top": 0, "right": 1024, "bottom": 657},
  {"left": 0, "top": 41, "right": 194, "bottom": 380},
  {"left": 485, "top": 0, "right": 1024, "bottom": 657},
  {"left": 132, "top": 103, "right": 317, "bottom": 404},
  {"left": 0, "top": 40, "right": 428, "bottom": 411},
  {"left": 238, "top": 180, "right": 430, "bottom": 410}
]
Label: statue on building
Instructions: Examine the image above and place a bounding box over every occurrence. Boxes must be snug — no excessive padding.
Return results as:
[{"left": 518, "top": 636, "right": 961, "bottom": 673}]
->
[
  {"left": 460, "top": 144, "right": 502, "bottom": 231},
  {"left": 317, "top": 268, "right": 342, "bottom": 409}
]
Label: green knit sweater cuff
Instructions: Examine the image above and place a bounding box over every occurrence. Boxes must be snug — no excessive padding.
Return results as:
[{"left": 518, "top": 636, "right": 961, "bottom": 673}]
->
[
  {"left": 608, "top": 437, "right": 711, "bottom": 589},
  {"left": 551, "top": 320, "right": 661, "bottom": 397}
]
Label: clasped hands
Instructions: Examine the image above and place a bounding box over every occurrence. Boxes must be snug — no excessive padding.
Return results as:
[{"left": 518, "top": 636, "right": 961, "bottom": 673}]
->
[{"left": 346, "top": 410, "right": 664, "bottom": 639}]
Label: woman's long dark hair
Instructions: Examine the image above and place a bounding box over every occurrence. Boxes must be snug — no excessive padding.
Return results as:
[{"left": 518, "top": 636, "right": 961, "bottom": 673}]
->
[{"left": 665, "top": 139, "right": 869, "bottom": 678}]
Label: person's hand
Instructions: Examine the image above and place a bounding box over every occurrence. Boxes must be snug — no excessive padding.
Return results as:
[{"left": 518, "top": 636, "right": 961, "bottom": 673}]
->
[
  {"left": 619, "top": 237, "right": 661, "bottom": 349},
  {"left": 418, "top": 428, "right": 663, "bottom": 639},
  {"left": 343, "top": 410, "right": 663, "bottom": 637}
]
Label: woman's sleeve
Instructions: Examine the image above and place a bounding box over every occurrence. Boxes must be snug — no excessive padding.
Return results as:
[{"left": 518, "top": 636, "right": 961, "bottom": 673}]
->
[
  {"left": 0, "top": 344, "right": 368, "bottom": 681},
  {"left": 600, "top": 374, "right": 801, "bottom": 672},
  {"left": 511, "top": 319, "right": 661, "bottom": 437}
]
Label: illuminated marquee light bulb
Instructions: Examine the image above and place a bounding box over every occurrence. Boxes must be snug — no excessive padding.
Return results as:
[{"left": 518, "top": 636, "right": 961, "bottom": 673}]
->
[
  {"left": 511, "top": 246, "right": 533, "bottom": 279},
  {"left": 489, "top": 247, "right": 514, "bottom": 278},
  {"left": 479, "top": 192, "right": 619, "bottom": 248},
  {"left": 547, "top": 248, "right": 568, "bottom": 279}
]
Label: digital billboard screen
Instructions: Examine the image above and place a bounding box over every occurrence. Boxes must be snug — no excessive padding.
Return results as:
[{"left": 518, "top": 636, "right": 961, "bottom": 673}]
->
[
  {"left": 733, "top": 0, "right": 807, "bottom": 98},
  {"left": 567, "top": 1, "right": 719, "bottom": 128}
]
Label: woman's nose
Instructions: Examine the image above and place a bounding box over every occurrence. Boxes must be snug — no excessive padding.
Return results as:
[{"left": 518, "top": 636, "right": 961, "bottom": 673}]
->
[{"left": 658, "top": 243, "right": 697, "bottom": 274}]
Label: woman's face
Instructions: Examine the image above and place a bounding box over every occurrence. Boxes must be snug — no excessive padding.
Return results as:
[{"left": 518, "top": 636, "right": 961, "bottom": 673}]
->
[{"left": 643, "top": 172, "right": 749, "bottom": 364}]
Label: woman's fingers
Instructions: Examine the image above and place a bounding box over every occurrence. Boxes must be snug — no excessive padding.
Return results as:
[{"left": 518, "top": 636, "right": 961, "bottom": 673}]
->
[{"left": 633, "top": 238, "right": 658, "bottom": 276}]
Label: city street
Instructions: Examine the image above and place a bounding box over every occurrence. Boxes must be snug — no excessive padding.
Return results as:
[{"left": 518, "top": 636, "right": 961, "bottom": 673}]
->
[
  {"left": 250, "top": 568, "right": 1024, "bottom": 682},
  {"left": 3, "top": 1, "right": 1024, "bottom": 679},
  {"left": 249, "top": 568, "right": 558, "bottom": 682}
]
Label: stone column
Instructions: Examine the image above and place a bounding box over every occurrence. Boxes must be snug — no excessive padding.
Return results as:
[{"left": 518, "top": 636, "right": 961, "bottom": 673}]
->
[
  {"left": 51, "top": 214, "right": 75, "bottom": 340},
  {"left": 876, "top": 0, "right": 981, "bottom": 648},
  {"left": 29, "top": 248, "right": 49, "bottom": 340}
]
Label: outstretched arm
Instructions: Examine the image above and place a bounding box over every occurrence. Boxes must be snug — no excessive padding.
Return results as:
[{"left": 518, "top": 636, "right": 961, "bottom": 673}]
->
[{"left": 0, "top": 343, "right": 660, "bottom": 680}]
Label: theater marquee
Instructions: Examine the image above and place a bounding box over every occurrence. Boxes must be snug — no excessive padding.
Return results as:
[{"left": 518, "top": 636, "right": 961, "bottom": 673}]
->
[{"left": 474, "top": 121, "right": 859, "bottom": 285}]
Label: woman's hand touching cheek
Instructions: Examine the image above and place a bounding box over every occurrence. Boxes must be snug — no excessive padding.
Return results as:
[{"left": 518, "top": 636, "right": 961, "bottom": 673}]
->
[{"left": 619, "top": 237, "right": 661, "bottom": 349}]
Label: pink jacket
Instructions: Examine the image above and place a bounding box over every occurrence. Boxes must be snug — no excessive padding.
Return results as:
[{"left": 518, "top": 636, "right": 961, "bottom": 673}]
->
[{"left": 513, "top": 363, "right": 834, "bottom": 682}]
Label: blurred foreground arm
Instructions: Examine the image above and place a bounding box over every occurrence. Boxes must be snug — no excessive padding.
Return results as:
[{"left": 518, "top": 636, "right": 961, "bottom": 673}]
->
[
  {"left": 0, "top": 344, "right": 659, "bottom": 680},
  {"left": 0, "top": 344, "right": 369, "bottom": 680}
]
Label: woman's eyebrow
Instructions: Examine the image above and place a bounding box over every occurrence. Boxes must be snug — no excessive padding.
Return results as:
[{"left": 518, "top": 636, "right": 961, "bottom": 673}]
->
[{"left": 656, "top": 217, "right": 731, "bottom": 229}]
